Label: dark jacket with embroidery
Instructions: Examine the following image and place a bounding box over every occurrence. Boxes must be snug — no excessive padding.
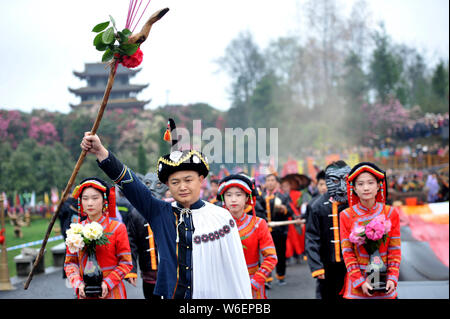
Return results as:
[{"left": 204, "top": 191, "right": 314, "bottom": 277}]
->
[{"left": 98, "top": 151, "right": 198, "bottom": 299}]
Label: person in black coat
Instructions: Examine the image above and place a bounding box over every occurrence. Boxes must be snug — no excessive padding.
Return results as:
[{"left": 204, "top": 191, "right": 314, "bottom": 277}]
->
[
  {"left": 58, "top": 195, "right": 83, "bottom": 279},
  {"left": 305, "top": 161, "right": 351, "bottom": 301},
  {"left": 260, "top": 173, "right": 293, "bottom": 286},
  {"left": 117, "top": 172, "right": 167, "bottom": 300}
]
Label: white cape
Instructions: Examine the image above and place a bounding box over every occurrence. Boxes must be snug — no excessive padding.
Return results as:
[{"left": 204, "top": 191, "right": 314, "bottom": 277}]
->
[{"left": 184, "top": 201, "right": 252, "bottom": 299}]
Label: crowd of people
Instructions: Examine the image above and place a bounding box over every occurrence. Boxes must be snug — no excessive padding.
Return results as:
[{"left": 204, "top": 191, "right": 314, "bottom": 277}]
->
[
  {"left": 388, "top": 169, "right": 449, "bottom": 202},
  {"left": 49, "top": 124, "right": 443, "bottom": 301},
  {"left": 391, "top": 112, "right": 449, "bottom": 142},
  {"left": 5, "top": 142, "right": 447, "bottom": 301},
  {"left": 5, "top": 111, "right": 445, "bottom": 301},
  {"left": 297, "top": 112, "right": 449, "bottom": 169}
]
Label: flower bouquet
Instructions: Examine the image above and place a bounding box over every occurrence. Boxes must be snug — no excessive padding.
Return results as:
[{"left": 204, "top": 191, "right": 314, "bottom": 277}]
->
[
  {"left": 65, "top": 222, "right": 111, "bottom": 297},
  {"left": 349, "top": 214, "right": 392, "bottom": 292},
  {"left": 91, "top": 15, "right": 143, "bottom": 68}
]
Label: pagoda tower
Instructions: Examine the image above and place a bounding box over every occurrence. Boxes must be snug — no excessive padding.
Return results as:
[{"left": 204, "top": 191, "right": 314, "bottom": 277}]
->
[{"left": 69, "top": 62, "right": 150, "bottom": 110}]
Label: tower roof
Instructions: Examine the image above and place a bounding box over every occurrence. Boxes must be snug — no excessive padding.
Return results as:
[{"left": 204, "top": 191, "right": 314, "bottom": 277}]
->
[
  {"left": 68, "top": 84, "right": 149, "bottom": 95},
  {"left": 73, "top": 62, "right": 141, "bottom": 79},
  {"left": 69, "top": 62, "right": 150, "bottom": 111},
  {"left": 69, "top": 98, "right": 151, "bottom": 109}
]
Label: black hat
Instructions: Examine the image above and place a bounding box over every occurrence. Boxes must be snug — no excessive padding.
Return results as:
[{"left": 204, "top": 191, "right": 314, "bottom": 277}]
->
[{"left": 157, "top": 118, "right": 209, "bottom": 183}]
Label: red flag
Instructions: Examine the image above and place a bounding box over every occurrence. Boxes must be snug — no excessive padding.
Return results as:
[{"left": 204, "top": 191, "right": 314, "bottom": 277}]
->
[{"left": 15, "top": 192, "right": 23, "bottom": 213}]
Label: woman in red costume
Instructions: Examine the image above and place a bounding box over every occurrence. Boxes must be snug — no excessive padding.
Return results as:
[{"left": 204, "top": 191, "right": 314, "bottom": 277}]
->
[
  {"left": 339, "top": 162, "right": 401, "bottom": 299},
  {"left": 64, "top": 177, "right": 132, "bottom": 299},
  {"left": 218, "top": 174, "right": 277, "bottom": 299}
]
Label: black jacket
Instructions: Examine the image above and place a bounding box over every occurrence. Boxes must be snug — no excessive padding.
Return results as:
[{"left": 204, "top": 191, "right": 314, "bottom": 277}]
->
[
  {"left": 259, "top": 190, "right": 294, "bottom": 235},
  {"left": 305, "top": 193, "right": 348, "bottom": 276},
  {"left": 58, "top": 197, "right": 82, "bottom": 239},
  {"left": 127, "top": 208, "right": 158, "bottom": 275},
  {"left": 117, "top": 197, "right": 158, "bottom": 276}
]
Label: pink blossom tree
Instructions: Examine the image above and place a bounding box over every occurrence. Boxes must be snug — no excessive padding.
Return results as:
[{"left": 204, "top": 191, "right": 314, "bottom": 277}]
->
[
  {"left": 360, "top": 96, "right": 410, "bottom": 140},
  {"left": 28, "top": 116, "right": 59, "bottom": 145}
]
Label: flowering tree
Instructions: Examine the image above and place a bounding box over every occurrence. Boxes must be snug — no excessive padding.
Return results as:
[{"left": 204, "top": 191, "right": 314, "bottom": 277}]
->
[
  {"left": 361, "top": 97, "right": 410, "bottom": 140},
  {"left": 28, "top": 117, "right": 59, "bottom": 145},
  {"left": 0, "top": 110, "right": 28, "bottom": 148}
]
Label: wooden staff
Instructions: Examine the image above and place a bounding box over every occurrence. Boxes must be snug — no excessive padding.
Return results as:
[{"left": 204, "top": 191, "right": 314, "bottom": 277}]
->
[
  {"left": 23, "top": 8, "right": 169, "bottom": 290},
  {"left": 23, "top": 62, "right": 118, "bottom": 290},
  {"left": 268, "top": 219, "right": 305, "bottom": 228}
]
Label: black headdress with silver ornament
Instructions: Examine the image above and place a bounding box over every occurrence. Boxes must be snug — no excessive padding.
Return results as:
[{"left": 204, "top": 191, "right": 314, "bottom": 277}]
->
[{"left": 157, "top": 118, "right": 209, "bottom": 183}]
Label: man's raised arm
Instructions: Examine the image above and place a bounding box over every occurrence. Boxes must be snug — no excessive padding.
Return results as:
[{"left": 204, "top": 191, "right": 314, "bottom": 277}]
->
[{"left": 81, "top": 132, "right": 169, "bottom": 224}]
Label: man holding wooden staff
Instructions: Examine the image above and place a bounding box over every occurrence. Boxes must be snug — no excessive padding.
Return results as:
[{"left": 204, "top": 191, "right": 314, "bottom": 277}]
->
[{"left": 80, "top": 119, "right": 252, "bottom": 299}]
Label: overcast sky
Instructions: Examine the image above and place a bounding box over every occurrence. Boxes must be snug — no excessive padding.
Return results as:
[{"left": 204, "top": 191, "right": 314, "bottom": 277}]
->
[{"left": 0, "top": 0, "right": 448, "bottom": 114}]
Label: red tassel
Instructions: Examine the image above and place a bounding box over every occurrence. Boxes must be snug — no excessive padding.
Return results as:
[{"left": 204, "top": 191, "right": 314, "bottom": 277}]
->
[
  {"left": 108, "top": 187, "right": 116, "bottom": 218},
  {"left": 164, "top": 129, "right": 171, "bottom": 142}
]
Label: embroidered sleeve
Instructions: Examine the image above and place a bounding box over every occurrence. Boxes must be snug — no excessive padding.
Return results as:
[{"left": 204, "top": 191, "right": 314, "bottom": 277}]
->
[
  {"left": 97, "top": 151, "right": 170, "bottom": 228},
  {"left": 386, "top": 206, "right": 401, "bottom": 286},
  {"left": 251, "top": 219, "right": 278, "bottom": 290},
  {"left": 339, "top": 209, "right": 366, "bottom": 289},
  {"left": 64, "top": 248, "right": 83, "bottom": 293},
  {"left": 103, "top": 223, "right": 133, "bottom": 290}
]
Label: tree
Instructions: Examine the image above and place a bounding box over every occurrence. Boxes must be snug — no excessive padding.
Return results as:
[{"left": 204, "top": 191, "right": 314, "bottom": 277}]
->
[
  {"left": 369, "top": 24, "right": 403, "bottom": 103},
  {"left": 405, "top": 50, "right": 429, "bottom": 109},
  {"left": 303, "top": 0, "right": 346, "bottom": 104},
  {"left": 343, "top": 0, "right": 373, "bottom": 60},
  {"left": 361, "top": 97, "right": 410, "bottom": 142},
  {"left": 341, "top": 51, "right": 368, "bottom": 109},
  {"left": 217, "top": 31, "right": 267, "bottom": 127},
  {"left": 432, "top": 60, "right": 448, "bottom": 99}
]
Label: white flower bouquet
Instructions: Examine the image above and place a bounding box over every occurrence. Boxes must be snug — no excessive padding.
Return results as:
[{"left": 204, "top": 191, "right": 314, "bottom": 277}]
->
[{"left": 65, "top": 222, "right": 110, "bottom": 254}]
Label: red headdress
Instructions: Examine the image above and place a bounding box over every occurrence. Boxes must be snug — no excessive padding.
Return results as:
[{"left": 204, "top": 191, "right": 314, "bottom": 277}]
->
[
  {"left": 217, "top": 174, "right": 258, "bottom": 220},
  {"left": 346, "top": 162, "right": 387, "bottom": 208},
  {"left": 72, "top": 177, "right": 116, "bottom": 218}
]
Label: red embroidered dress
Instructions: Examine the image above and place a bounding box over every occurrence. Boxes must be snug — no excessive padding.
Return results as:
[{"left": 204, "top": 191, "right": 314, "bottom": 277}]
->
[
  {"left": 235, "top": 213, "right": 277, "bottom": 299},
  {"left": 339, "top": 203, "right": 401, "bottom": 299},
  {"left": 64, "top": 215, "right": 133, "bottom": 299}
]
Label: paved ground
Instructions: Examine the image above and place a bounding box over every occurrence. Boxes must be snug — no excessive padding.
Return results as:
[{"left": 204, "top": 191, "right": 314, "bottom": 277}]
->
[
  {"left": 1, "top": 261, "right": 448, "bottom": 301},
  {"left": 0, "top": 258, "right": 315, "bottom": 299}
]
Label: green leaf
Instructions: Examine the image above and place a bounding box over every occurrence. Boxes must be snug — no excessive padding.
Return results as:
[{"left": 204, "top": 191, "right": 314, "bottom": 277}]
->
[
  {"left": 102, "top": 27, "right": 115, "bottom": 45},
  {"left": 119, "top": 43, "right": 139, "bottom": 56},
  {"left": 122, "top": 28, "right": 132, "bottom": 37},
  {"left": 117, "top": 31, "right": 129, "bottom": 44},
  {"left": 102, "top": 48, "right": 114, "bottom": 62},
  {"left": 92, "top": 21, "right": 109, "bottom": 33},
  {"left": 93, "top": 32, "right": 108, "bottom": 51},
  {"left": 96, "top": 42, "right": 108, "bottom": 51},
  {"left": 109, "top": 15, "right": 116, "bottom": 29},
  {"left": 93, "top": 32, "right": 104, "bottom": 46}
]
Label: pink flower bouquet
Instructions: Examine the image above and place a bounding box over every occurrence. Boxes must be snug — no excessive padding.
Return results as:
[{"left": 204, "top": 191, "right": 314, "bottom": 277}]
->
[{"left": 349, "top": 214, "right": 391, "bottom": 254}]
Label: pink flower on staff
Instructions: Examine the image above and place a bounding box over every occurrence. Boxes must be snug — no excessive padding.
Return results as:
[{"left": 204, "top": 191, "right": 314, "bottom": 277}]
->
[
  {"left": 365, "top": 219, "right": 385, "bottom": 241},
  {"left": 121, "top": 48, "right": 143, "bottom": 68}
]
